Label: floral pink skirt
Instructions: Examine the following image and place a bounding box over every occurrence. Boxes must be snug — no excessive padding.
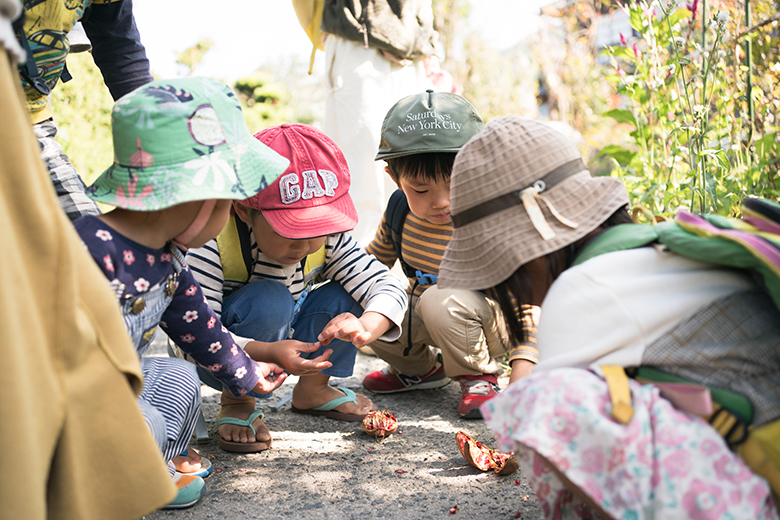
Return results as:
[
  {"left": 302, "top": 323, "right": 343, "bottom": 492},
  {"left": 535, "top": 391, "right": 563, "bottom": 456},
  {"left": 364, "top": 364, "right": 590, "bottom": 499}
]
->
[{"left": 481, "top": 368, "right": 779, "bottom": 519}]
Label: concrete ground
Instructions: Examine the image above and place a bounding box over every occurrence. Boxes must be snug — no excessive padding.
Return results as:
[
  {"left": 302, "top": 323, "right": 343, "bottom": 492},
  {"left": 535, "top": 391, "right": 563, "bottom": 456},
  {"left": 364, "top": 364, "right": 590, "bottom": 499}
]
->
[{"left": 140, "top": 336, "right": 542, "bottom": 520}]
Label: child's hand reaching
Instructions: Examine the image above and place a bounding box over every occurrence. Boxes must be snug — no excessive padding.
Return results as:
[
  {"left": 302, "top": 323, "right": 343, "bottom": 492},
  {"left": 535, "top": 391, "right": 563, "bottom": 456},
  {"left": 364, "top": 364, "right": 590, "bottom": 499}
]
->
[
  {"left": 245, "top": 339, "right": 333, "bottom": 376},
  {"left": 252, "top": 362, "right": 288, "bottom": 394},
  {"left": 274, "top": 340, "right": 333, "bottom": 376},
  {"left": 318, "top": 311, "right": 391, "bottom": 348}
]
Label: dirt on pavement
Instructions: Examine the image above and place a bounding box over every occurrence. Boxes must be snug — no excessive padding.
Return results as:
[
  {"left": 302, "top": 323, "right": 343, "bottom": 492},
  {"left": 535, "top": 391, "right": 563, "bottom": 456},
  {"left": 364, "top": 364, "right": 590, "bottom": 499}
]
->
[{"left": 141, "top": 339, "right": 543, "bottom": 520}]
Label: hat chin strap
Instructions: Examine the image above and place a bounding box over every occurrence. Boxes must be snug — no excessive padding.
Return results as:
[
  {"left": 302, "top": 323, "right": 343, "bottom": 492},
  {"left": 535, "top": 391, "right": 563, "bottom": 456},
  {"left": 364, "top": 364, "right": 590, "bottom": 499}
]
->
[{"left": 172, "top": 199, "right": 217, "bottom": 251}]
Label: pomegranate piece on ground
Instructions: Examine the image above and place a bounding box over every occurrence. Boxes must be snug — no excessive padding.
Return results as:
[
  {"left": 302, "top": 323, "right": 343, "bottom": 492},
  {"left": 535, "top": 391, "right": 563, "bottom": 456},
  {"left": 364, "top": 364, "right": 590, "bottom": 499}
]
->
[
  {"left": 456, "top": 431, "right": 519, "bottom": 475},
  {"left": 361, "top": 410, "right": 399, "bottom": 442}
]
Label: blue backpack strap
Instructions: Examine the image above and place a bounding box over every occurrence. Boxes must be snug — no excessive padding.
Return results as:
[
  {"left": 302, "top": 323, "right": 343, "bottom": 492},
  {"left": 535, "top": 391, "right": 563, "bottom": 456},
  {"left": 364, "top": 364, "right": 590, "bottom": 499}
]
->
[{"left": 385, "top": 189, "right": 417, "bottom": 279}]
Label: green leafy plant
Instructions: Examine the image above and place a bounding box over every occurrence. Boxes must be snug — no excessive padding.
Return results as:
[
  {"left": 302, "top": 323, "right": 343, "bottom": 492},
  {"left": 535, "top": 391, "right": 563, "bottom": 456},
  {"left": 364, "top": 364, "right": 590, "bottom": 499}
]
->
[{"left": 599, "top": 0, "right": 779, "bottom": 217}]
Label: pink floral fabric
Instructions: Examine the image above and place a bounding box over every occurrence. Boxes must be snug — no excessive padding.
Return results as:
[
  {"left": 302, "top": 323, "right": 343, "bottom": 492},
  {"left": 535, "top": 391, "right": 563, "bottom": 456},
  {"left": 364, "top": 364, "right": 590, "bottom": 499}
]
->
[{"left": 481, "top": 368, "right": 779, "bottom": 520}]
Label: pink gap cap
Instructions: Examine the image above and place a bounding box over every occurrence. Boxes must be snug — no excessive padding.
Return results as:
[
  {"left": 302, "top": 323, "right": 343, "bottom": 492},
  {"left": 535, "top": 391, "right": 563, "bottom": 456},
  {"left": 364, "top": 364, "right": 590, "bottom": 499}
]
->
[{"left": 242, "top": 123, "right": 358, "bottom": 239}]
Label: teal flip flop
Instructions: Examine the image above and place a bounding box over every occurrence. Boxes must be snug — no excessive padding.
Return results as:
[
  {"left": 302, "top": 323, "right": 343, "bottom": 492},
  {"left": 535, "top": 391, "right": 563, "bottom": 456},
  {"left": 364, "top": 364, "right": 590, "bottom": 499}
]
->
[
  {"left": 216, "top": 409, "right": 272, "bottom": 453},
  {"left": 291, "top": 387, "right": 369, "bottom": 422}
]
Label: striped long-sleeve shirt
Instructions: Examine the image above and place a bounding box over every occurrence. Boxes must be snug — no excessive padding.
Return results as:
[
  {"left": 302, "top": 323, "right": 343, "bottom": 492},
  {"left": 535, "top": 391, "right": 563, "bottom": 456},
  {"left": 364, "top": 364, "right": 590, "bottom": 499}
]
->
[
  {"left": 366, "top": 211, "right": 452, "bottom": 298},
  {"left": 186, "top": 231, "right": 407, "bottom": 346}
]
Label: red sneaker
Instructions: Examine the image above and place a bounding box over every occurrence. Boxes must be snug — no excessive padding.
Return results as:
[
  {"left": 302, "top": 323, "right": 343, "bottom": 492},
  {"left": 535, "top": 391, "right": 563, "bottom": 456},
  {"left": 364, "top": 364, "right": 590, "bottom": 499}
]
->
[
  {"left": 458, "top": 374, "right": 500, "bottom": 419},
  {"left": 363, "top": 358, "right": 450, "bottom": 394}
]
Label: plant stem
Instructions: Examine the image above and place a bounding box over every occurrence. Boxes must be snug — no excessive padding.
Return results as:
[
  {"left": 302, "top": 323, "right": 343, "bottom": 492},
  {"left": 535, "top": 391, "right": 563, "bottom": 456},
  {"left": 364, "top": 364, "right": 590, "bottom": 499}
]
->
[{"left": 744, "top": 0, "right": 754, "bottom": 143}]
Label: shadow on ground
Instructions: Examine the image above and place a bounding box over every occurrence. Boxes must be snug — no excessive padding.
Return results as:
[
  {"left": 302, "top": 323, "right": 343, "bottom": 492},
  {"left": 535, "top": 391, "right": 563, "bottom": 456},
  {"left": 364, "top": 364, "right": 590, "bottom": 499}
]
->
[{"left": 142, "top": 335, "right": 542, "bottom": 520}]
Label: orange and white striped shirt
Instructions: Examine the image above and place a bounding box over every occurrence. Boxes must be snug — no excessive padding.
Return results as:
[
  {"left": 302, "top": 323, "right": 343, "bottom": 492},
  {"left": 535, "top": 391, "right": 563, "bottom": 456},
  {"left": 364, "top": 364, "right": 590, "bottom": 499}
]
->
[{"left": 366, "top": 209, "right": 452, "bottom": 298}]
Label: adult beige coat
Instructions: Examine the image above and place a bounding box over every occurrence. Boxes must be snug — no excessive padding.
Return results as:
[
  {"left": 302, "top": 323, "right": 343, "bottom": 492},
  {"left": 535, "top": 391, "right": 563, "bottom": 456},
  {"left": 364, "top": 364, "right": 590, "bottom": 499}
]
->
[{"left": 0, "top": 48, "right": 176, "bottom": 519}]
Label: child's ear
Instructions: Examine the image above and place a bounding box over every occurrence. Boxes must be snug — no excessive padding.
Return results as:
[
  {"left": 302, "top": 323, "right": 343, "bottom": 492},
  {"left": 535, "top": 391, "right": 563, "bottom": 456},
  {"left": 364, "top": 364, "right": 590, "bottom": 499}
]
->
[
  {"left": 233, "top": 201, "right": 251, "bottom": 224},
  {"left": 385, "top": 166, "right": 401, "bottom": 189}
]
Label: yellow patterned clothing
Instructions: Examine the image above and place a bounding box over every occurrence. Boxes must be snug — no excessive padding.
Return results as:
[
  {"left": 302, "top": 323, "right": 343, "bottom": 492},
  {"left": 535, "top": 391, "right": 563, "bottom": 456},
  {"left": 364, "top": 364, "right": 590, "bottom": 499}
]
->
[
  {"left": 0, "top": 45, "right": 175, "bottom": 519},
  {"left": 19, "top": 0, "right": 115, "bottom": 123},
  {"left": 366, "top": 210, "right": 451, "bottom": 297}
]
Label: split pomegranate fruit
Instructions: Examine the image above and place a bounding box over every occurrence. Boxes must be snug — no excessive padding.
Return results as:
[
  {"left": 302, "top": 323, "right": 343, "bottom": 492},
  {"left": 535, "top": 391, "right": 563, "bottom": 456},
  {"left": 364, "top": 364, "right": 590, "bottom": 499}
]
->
[
  {"left": 456, "top": 431, "right": 519, "bottom": 475},
  {"left": 361, "top": 410, "right": 399, "bottom": 442}
]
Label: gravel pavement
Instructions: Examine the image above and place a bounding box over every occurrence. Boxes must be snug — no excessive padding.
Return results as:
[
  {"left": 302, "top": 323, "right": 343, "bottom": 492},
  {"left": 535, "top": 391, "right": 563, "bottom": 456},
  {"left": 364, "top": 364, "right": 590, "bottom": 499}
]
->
[{"left": 141, "top": 336, "right": 542, "bottom": 520}]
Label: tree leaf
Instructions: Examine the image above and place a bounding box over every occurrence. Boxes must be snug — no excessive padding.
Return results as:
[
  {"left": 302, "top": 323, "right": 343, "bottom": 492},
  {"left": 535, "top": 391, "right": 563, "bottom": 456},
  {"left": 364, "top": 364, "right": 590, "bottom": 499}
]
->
[
  {"left": 597, "top": 145, "right": 637, "bottom": 166},
  {"left": 602, "top": 109, "right": 637, "bottom": 127}
]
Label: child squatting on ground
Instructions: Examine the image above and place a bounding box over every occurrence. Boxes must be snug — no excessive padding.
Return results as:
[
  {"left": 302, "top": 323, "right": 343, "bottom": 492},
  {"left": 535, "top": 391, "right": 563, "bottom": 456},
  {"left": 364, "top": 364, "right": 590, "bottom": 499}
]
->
[
  {"left": 185, "top": 123, "right": 409, "bottom": 451},
  {"left": 74, "top": 77, "right": 331, "bottom": 509},
  {"left": 438, "top": 116, "right": 780, "bottom": 518},
  {"left": 363, "top": 90, "right": 540, "bottom": 419}
]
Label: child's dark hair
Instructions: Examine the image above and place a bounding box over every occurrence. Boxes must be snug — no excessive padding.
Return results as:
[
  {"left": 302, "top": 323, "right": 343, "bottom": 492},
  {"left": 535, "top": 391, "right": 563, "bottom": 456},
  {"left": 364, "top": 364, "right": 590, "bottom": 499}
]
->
[
  {"left": 385, "top": 153, "right": 456, "bottom": 184},
  {"left": 489, "top": 205, "right": 633, "bottom": 346}
]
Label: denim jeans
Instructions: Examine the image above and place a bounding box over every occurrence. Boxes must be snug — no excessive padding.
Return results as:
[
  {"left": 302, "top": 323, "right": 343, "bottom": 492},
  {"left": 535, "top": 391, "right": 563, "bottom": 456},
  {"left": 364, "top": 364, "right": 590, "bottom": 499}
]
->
[{"left": 201, "top": 279, "right": 363, "bottom": 395}]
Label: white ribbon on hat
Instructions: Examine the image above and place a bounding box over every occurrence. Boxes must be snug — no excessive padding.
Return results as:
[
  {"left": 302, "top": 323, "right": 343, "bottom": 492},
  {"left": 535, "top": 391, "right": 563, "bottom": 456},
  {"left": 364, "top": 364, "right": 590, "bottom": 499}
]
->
[{"left": 520, "top": 185, "right": 579, "bottom": 241}]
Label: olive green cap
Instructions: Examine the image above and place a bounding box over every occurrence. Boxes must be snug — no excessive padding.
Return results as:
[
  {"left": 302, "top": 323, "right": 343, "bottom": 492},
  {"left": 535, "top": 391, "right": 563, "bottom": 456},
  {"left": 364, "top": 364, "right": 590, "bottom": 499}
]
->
[{"left": 375, "top": 90, "right": 484, "bottom": 161}]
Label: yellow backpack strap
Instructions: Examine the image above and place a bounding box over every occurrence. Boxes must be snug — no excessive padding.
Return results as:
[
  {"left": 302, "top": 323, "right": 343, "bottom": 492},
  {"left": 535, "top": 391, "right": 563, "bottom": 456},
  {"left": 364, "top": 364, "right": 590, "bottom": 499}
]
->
[
  {"left": 739, "top": 419, "right": 780, "bottom": 498},
  {"left": 215, "top": 214, "right": 252, "bottom": 283},
  {"left": 302, "top": 243, "right": 327, "bottom": 278},
  {"left": 601, "top": 365, "right": 634, "bottom": 424}
]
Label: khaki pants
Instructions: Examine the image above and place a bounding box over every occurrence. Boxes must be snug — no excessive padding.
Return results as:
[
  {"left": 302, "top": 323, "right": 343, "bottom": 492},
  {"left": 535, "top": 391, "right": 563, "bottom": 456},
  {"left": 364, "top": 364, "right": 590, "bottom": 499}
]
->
[{"left": 369, "top": 286, "right": 511, "bottom": 378}]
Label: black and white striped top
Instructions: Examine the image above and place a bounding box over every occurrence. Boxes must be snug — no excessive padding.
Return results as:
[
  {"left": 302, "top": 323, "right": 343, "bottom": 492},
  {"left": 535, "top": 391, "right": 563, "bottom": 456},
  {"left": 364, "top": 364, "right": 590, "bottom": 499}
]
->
[{"left": 186, "top": 232, "right": 408, "bottom": 346}]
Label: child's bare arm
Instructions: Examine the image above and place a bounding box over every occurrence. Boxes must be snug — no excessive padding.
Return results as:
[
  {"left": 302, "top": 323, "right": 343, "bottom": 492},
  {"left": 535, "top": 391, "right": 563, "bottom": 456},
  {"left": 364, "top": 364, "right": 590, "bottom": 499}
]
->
[
  {"left": 244, "top": 340, "right": 333, "bottom": 376},
  {"left": 317, "top": 311, "right": 392, "bottom": 348}
]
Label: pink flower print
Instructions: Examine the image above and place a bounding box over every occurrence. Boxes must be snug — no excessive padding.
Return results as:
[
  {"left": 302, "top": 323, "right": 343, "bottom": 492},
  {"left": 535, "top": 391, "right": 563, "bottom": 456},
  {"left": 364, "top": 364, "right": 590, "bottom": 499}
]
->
[
  {"left": 580, "top": 446, "right": 605, "bottom": 474},
  {"left": 207, "top": 316, "right": 216, "bottom": 329},
  {"left": 534, "top": 481, "right": 551, "bottom": 501},
  {"left": 700, "top": 439, "right": 721, "bottom": 456},
  {"left": 183, "top": 310, "right": 198, "bottom": 323},
  {"left": 185, "top": 285, "right": 197, "bottom": 296},
  {"left": 663, "top": 450, "right": 692, "bottom": 478},
  {"left": 682, "top": 479, "right": 726, "bottom": 520},
  {"left": 206, "top": 363, "right": 222, "bottom": 372},
  {"left": 134, "top": 278, "right": 150, "bottom": 292},
  {"left": 547, "top": 444, "right": 571, "bottom": 472},
  {"left": 231, "top": 344, "right": 239, "bottom": 356},
  {"left": 95, "top": 229, "right": 113, "bottom": 241},
  {"left": 180, "top": 334, "right": 195, "bottom": 343},
  {"left": 657, "top": 424, "right": 686, "bottom": 446},
  {"left": 747, "top": 481, "right": 770, "bottom": 511},
  {"left": 636, "top": 438, "right": 654, "bottom": 466},
  {"left": 114, "top": 173, "right": 153, "bottom": 209},
  {"left": 714, "top": 455, "right": 753, "bottom": 484},
  {"left": 161, "top": 253, "right": 172, "bottom": 262},
  {"left": 237, "top": 388, "right": 248, "bottom": 396},
  {"left": 208, "top": 341, "right": 222, "bottom": 354},
  {"left": 123, "top": 250, "right": 135, "bottom": 265},
  {"left": 581, "top": 478, "right": 604, "bottom": 506},
  {"left": 235, "top": 366, "right": 247, "bottom": 379},
  {"left": 729, "top": 489, "right": 743, "bottom": 505},
  {"left": 545, "top": 405, "right": 580, "bottom": 443},
  {"left": 533, "top": 452, "right": 553, "bottom": 477},
  {"left": 103, "top": 255, "right": 115, "bottom": 273},
  {"left": 607, "top": 445, "right": 627, "bottom": 472},
  {"left": 221, "top": 325, "right": 228, "bottom": 333},
  {"left": 146, "top": 254, "right": 155, "bottom": 266}
]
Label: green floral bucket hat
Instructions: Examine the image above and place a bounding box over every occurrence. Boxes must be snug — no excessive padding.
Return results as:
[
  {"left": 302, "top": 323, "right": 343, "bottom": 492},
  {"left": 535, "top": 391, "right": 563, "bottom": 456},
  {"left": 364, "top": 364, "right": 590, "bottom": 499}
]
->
[{"left": 87, "top": 77, "right": 289, "bottom": 211}]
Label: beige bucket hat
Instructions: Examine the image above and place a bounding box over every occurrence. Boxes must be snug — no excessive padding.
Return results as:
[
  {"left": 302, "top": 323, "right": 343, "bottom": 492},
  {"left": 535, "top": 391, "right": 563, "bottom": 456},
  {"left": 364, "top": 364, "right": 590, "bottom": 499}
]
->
[{"left": 438, "top": 116, "right": 629, "bottom": 290}]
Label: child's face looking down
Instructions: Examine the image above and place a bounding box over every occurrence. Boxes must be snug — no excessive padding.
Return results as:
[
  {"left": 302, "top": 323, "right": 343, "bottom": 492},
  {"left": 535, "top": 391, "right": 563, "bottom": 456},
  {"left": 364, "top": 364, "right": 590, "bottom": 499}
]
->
[
  {"left": 396, "top": 173, "right": 451, "bottom": 225},
  {"left": 239, "top": 204, "right": 326, "bottom": 265},
  {"left": 187, "top": 199, "right": 233, "bottom": 249}
]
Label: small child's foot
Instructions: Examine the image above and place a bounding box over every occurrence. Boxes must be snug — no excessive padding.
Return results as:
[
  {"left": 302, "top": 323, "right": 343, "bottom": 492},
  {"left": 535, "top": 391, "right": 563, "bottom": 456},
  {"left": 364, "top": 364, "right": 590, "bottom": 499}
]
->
[
  {"left": 173, "top": 448, "right": 212, "bottom": 478},
  {"left": 217, "top": 392, "right": 271, "bottom": 451},
  {"left": 173, "top": 448, "right": 202, "bottom": 473}
]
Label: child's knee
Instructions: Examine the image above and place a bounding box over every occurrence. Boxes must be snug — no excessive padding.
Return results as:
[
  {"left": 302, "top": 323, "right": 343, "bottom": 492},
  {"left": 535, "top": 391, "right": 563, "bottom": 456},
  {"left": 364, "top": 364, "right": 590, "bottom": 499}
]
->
[{"left": 223, "top": 279, "right": 295, "bottom": 326}]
